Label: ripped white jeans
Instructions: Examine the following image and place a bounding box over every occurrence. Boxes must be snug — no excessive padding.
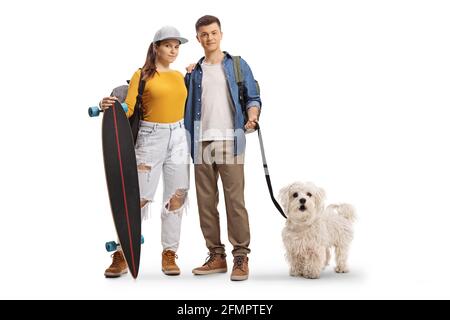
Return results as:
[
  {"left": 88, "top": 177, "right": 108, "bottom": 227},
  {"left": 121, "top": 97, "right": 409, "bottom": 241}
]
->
[{"left": 135, "top": 119, "right": 190, "bottom": 252}]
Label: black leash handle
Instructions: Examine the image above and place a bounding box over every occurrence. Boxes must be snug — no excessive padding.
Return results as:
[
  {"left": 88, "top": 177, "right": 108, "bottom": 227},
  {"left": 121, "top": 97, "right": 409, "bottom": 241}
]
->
[{"left": 256, "top": 125, "right": 287, "bottom": 219}]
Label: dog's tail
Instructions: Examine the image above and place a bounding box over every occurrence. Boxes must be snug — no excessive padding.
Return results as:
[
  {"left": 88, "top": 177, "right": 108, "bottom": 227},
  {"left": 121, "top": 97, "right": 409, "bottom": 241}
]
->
[{"left": 328, "top": 203, "right": 356, "bottom": 222}]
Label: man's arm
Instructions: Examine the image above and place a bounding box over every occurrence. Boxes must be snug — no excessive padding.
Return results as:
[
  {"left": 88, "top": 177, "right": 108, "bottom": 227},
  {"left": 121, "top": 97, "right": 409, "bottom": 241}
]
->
[
  {"left": 241, "top": 58, "right": 262, "bottom": 131},
  {"left": 184, "top": 72, "right": 192, "bottom": 89}
]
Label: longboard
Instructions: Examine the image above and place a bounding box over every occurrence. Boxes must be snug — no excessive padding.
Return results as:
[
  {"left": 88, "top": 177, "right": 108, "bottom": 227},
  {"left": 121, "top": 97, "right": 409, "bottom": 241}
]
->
[{"left": 89, "top": 101, "right": 141, "bottom": 278}]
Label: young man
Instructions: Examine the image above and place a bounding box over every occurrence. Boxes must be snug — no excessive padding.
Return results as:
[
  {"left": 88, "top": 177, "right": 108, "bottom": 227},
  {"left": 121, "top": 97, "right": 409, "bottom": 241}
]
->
[{"left": 184, "top": 15, "right": 261, "bottom": 281}]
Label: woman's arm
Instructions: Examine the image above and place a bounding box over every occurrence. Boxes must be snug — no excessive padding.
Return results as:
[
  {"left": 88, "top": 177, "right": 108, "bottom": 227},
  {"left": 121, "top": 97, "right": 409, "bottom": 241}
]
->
[{"left": 123, "top": 70, "right": 141, "bottom": 118}]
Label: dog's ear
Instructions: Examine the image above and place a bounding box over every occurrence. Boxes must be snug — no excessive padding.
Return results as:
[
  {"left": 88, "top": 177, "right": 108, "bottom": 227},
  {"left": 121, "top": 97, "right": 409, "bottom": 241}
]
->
[
  {"left": 318, "top": 187, "right": 326, "bottom": 199},
  {"left": 315, "top": 187, "right": 326, "bottom": 209},
  {"left": 278, "top": 185, "right": 291, "bottom": 212}
]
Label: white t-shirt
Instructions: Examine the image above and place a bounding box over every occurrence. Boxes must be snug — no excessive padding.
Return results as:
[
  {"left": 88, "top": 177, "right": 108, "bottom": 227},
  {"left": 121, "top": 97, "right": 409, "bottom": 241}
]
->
[{"left": 200, "top": 62, "right": 235, "bottom": 141}]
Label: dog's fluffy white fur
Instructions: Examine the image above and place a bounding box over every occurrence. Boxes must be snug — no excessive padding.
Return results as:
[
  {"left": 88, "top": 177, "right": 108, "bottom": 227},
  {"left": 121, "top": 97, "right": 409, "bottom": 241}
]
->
[{"left": 279, "top": 181, "right": 355, "bottom": 279}]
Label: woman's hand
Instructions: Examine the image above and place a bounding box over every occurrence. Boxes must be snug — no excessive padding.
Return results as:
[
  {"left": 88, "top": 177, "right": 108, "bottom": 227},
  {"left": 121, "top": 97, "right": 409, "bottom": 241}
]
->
[
  {"left": 99, "top": 96, "right": 119, "bottom": 110},
  {"left": 185, "top": 63, "right": 196, "bottom": 73}
]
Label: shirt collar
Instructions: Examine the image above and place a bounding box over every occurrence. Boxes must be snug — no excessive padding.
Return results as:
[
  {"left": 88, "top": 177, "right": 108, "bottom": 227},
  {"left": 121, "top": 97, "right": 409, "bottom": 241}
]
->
[{"left": 196, "top": 51, "right": 232, "bottom": 68}]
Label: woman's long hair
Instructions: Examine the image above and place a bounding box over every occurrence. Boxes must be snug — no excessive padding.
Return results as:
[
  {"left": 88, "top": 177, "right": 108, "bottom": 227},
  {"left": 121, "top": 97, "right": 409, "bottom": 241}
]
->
[{"left": 141, "top": 41, "right": 160, "bottom": 80}]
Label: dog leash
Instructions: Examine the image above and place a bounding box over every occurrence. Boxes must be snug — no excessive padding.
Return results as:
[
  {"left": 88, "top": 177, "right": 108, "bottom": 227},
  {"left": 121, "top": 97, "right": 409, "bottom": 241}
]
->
[{"left": 255, "top": 124, "right": 287, "bottom": 219}]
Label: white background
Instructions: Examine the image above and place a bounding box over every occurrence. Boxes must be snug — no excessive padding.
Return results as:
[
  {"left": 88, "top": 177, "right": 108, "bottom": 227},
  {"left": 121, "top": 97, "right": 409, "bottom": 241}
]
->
[{"left": 0, "top": 0, "right": 449, "bottom": 300}]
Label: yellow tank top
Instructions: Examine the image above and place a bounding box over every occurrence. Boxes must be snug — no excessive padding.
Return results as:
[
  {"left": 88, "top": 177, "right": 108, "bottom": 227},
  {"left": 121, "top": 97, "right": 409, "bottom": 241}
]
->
[{"left": 125, "top": 69, "right": 187, "bottom": 123}]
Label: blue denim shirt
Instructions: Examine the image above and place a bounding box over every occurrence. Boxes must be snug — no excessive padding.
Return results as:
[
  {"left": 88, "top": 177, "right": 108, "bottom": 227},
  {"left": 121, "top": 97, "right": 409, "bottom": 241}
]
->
[{"left": 184, "top": 52, "right": 262, "bottom": 162}]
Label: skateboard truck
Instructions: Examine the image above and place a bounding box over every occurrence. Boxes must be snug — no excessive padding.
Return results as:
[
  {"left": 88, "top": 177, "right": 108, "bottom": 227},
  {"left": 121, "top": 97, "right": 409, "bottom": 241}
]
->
[
  {"left": 88, "top": 103, "right": 128, "bottom": 117},
  {"left": 105, "top": 235, "right": 144, "bottom": 252}
]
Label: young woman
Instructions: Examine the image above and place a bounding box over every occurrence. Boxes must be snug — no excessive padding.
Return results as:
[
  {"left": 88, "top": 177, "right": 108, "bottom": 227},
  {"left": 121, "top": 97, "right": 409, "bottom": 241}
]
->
[{"left": 99, "top": 26, "right": 190, "bottom": 278}]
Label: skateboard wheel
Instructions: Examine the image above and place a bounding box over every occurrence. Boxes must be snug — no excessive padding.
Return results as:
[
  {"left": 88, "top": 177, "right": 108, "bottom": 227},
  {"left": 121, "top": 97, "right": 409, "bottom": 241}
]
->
[
  {"left": 104, "top": 236, "right": 142, "bottom": 252},
  {"left": 105, "top": 241, "right": 118, "bottom": 252},
  {"left": 89, "top": 106, "right": 100, "bottom": 117},
  {"left": 121, "top": 103, "right": 128, "bottom": 113}
]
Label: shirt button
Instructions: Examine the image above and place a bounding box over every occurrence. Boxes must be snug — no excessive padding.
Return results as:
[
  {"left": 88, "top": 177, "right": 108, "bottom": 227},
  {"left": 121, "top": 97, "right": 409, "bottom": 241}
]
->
[
  {"left": 198, "top": 85, "right": 201, "bottom": 88},
  {"left": 198, "top": 99, "right": 201, "bottom": 102}
]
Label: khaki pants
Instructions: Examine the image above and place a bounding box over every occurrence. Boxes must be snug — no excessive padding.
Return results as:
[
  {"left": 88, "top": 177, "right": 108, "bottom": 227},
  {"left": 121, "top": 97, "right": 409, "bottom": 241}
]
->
[{"left": 194, "top": 141, "right": 250, "bottom": 257}]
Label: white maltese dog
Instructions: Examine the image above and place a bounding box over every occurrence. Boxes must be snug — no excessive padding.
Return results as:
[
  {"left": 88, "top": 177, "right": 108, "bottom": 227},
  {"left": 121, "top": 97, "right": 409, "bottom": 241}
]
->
[{"left": 279, "top": 181, "right": 355, "bottom": 279}]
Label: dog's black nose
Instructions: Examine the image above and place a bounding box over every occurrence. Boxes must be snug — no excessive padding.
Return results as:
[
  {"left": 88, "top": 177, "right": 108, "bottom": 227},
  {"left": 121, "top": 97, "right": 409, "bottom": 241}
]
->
[{"left": 300, "top": 198, "right": 306, "bottom": 204}]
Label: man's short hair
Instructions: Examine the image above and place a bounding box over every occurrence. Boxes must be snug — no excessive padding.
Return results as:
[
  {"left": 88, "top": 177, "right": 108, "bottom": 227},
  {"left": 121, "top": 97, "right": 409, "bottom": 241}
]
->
[{"left": 195, "top": 15, "right": 221, "bottom": 32}]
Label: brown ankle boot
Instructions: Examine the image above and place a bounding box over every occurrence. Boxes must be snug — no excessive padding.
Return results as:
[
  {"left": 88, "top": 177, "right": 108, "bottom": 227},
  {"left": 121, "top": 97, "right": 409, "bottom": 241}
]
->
[
  {"left": 162, "top": 250, "right": 180, "bottom": 276},
  {"left": 192, "top": 253, "right": 227, "bottom": 275},
  {"left": 230, "top": 256, "right": 249, "bottom": 281},
  {"left": 104, "top": 250, "right": 128, "bottom": 278}
]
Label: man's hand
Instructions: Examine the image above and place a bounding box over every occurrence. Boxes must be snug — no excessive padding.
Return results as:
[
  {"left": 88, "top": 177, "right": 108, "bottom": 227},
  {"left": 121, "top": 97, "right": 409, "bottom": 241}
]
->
[
  {"left": 99, "top": 96, "right": 119, "bottom": 110},
  {"left": 245, "top": 106, "right": 260, "bottom": 132}
]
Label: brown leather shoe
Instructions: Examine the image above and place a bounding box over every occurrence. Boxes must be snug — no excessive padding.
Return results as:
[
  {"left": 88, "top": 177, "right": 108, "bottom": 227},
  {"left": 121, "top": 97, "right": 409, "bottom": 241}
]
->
[
  {"left": 162, "top": 250, "right": 180, "bottom": 276},
  {"left": 230, "top": 256, "right": 249, "bottom": 281},
  {"left": 192, "top": 253, "right": 227, "bottom": 275},
  {"left": 104, "top": 250, "right": 128, "bottom": 278}
]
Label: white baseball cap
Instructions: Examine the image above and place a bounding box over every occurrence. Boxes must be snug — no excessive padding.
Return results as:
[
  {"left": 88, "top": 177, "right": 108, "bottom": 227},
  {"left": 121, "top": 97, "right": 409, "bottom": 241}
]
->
[{"left": 153, "top": 26, "right": 188, "bottom": 44}]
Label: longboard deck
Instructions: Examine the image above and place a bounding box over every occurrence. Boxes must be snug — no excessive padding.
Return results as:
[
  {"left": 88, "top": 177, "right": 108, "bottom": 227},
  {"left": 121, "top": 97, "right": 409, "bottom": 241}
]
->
[{"left": 102, "top": 101, "right": 141, "bottom": 278}]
